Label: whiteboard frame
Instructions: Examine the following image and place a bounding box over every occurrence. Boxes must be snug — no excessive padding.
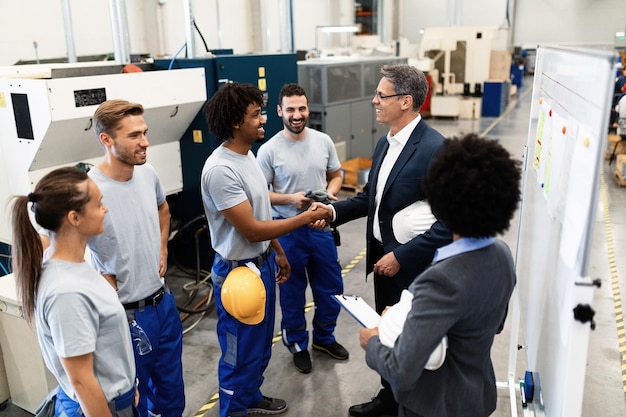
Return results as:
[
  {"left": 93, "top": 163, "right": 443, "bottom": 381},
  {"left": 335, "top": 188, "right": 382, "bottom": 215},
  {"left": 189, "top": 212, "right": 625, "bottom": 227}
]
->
[{"left": 508, "top": 45, "right": 616, "bottom": 417}]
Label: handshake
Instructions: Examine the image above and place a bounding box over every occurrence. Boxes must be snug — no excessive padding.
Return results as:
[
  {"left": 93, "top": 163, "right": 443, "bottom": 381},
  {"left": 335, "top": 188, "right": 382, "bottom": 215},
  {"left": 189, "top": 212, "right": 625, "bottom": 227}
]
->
[
  {"left": 306, "top": 202, "right": 333, "bottom": 229},
  {"left": 302, "top": 189, "right": 335, "bottom": 228}
]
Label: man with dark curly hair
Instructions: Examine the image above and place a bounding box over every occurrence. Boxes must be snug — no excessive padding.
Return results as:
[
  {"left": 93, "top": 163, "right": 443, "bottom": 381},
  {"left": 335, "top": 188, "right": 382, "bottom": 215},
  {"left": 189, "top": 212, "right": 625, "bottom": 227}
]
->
[
  {"left": 200, "top": 82, "right": 330, "bottom": 417},
  {"left": 359, "top": 133, "right": 521, "bottom": 417}
]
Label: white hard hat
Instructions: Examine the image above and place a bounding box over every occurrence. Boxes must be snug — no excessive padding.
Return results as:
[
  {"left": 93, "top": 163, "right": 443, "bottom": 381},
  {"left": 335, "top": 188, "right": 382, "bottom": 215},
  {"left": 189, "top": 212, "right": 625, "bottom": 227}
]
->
[
  {"left": 392, "top": 200, "right": 437, "bottom": 244},
  {"left": 379, "top": 290, "right": 414, "bottom": 347},
  {"left": 378, "top": 289, "right": 447, "bottom": 370}
]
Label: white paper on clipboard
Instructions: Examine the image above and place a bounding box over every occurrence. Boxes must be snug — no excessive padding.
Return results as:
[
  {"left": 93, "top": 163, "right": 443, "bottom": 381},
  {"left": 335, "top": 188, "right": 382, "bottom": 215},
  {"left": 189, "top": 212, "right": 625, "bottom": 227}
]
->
[{"left": 333, "top": 294, "right": 381, "bottom": 328}]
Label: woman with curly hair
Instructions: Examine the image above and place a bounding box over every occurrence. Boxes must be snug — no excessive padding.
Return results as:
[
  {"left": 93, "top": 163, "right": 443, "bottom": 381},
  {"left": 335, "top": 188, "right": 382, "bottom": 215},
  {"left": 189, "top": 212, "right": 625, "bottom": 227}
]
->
[
  {"left": 359, "top": 133, "right": 522, "bottom": 417},
  {"left": 11, "top": 167, "right": 137, "bottom": 417}
]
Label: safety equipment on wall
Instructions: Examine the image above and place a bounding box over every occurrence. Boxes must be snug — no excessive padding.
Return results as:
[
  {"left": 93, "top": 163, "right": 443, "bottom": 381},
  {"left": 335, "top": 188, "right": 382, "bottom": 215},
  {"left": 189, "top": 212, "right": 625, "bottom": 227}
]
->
[
  {"left": 392, "top": 200, "right": 437, "bottom": 244},
  {"left": 221, "top": 266, "right": 266, "bottom": 325}
]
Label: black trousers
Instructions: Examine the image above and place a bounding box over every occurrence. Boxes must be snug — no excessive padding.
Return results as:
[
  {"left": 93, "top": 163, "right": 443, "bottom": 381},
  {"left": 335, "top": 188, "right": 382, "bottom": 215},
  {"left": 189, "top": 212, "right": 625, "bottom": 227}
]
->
[{"left": 371, "top": 240, "right": 402, "bottom": 407}]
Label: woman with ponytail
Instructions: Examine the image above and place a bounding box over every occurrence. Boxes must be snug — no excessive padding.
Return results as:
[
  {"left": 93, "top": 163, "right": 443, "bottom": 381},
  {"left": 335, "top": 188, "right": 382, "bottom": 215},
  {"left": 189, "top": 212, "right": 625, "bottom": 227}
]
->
[{"left": 11, "top": 166, "right": 137, "bottom": 417}]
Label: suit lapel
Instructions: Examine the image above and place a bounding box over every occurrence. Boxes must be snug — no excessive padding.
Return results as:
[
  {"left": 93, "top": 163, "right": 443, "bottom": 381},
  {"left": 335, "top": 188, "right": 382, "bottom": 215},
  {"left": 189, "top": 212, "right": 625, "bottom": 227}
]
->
[
  {"left": 382, "top": 120, "right": 426, "bottom": 196},
  {"left": 370, "top": 139, "right": 389, "bottom": 194}
]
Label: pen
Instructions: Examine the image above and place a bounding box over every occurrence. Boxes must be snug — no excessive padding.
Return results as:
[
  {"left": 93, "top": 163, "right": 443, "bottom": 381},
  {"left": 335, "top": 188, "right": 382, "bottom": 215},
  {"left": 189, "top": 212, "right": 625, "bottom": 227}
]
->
[{"left": 520, "top": 381, "right": 527, "bottom": 408}]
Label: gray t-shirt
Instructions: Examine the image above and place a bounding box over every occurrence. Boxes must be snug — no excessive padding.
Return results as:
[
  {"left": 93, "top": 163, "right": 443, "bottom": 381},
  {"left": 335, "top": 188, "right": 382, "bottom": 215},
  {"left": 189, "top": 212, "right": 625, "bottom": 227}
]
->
[
  {"left": 87, "top": 164, "right": 165, "bottom": 303},
  {"left": 256, "top": 128, "right": 341, "bottom": 218},
  {"left": 201, "top": 144, "right": 270, "bottom": 260},
  {"left": 36, "top": 259, "right": 135, "bottom": 402}
]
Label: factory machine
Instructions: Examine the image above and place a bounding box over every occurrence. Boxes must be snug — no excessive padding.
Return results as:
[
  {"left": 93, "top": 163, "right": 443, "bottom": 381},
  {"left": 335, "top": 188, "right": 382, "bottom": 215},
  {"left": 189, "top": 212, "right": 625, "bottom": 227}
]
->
[
  {"left": 417, "top": 26, "right": 510, "bottom": 119},
  {"left": 0, "top": 63, "right": 207, "bottom": 245}
]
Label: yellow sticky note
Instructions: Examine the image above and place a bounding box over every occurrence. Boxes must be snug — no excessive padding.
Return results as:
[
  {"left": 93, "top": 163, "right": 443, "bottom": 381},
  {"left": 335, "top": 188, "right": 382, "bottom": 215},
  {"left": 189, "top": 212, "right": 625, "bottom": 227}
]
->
[
  {"left": 193, "top": 130, "right": 203, "bottom": 143},
  {"left": 0, "top": 92, "right": 5, "bottom": 108},
  {"left": 258, "top": 79, "right": 267, "bottom": 91},
  {"left": 258, "top": 67, "right": 266, "bottom": 77}
]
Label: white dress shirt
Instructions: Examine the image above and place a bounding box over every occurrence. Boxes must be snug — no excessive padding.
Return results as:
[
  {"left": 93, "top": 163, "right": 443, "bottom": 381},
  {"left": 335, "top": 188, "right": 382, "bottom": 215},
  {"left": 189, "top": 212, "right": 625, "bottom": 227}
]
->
[{"left": 373, "top": 114, "right": 421, "bottom": 242}]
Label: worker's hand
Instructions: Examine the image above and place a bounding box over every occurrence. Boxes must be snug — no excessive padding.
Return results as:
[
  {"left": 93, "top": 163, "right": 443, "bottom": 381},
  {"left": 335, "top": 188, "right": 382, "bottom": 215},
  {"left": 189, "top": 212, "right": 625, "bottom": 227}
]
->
[
  {"left": 359, "top": 327, "right": 379, "bottom": 350},
  {"left": 291, "top": 191, "right": 312, "bottom": 210},
  {"left": 373, "top": 251, "right": 400, "bottom": 277},
  {"left": 308, "top": 202, "right": 333, "bottom": 224},
  {"left": 309, "top": 219, "right": 328, "bottom": 230},
  {"left": 275, "top": 252, "right": 291, "bottom": 284}
]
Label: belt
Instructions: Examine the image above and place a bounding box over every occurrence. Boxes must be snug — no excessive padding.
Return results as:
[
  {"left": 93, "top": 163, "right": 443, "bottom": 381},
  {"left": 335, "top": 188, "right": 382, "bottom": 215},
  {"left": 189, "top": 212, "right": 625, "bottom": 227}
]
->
[
  {"left": 123, "top": 286, "right": 165, "bottom": 310},
  {"left": 216, "top": 246, "right": 272, "bottom": 269},
  {"left": 109, "top": 386, "right": 135, "bottom": 412}
]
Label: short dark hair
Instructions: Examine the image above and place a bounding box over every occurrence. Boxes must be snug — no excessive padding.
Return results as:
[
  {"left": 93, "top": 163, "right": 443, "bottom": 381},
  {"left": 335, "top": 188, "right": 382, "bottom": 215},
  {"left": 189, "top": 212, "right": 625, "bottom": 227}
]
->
[
  {"left": 278, "top": 83, "right": 307, "bottom": 107},
  {"left": 381, "top": 64, "right": 428, "bottom": 111},
  {"left": 204, "top": 83, "right": 264, "bottom": 141},
  {"left": 93, "top": 99, "right": 144, "bottom": 137},
  {"left": 423, "top": 134, "right": 521, "bottom": 237}
]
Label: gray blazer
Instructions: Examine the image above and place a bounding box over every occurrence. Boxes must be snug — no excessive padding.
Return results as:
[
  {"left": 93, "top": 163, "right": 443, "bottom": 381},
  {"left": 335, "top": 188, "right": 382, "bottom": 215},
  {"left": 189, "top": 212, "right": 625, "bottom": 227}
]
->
[{"left": 365, "top": 240, "right": 516, "bottom": 417}]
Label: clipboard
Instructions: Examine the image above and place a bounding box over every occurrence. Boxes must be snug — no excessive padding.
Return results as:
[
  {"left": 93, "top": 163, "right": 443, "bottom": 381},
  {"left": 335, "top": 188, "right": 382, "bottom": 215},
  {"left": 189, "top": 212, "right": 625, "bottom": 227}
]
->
[{"left": 333, "top": 294, "right": 381, "bottom": 328}]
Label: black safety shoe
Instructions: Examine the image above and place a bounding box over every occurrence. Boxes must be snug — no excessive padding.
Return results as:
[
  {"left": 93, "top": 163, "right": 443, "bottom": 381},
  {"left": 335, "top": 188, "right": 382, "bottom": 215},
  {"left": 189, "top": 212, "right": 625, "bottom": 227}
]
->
[
  {"left": 312, "top": 341, "right": 349, "bottom": 360},
  {"left": 247, "top": 396, "right": 288, "bottom": 415},
  {"left": 348, "top": 397, "right": 398, "bottom": 417},
  {"left": 293, "top": 350, "right": 312, "bottom": 373}
]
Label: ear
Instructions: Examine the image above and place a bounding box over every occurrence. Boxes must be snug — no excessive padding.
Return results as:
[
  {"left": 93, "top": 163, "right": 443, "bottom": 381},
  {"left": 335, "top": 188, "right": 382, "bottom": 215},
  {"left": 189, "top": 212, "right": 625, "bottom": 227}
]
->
[
  {"left": 66, "top": 210, "right": 80, "bottom": 227},
  {"left": 277, "top": 104, "right": 283, "bottom": 117},
  {"left": 99, "top": 132, "right": 113, "bottom": 147},
  {"left": 401, "top": 95, "right": 414, "bottom": 111}
]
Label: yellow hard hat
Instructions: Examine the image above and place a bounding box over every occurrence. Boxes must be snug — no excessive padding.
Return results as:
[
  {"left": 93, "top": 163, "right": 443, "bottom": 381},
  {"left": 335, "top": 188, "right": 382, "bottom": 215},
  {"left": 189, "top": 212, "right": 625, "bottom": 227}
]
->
[{"left": 221, "top": 266, "right": 266, "bottom": 325}]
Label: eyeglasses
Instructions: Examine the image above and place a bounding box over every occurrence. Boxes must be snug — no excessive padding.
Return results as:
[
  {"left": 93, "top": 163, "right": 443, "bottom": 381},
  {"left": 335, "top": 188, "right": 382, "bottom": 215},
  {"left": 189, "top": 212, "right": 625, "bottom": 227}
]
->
[{"left": 374, "top": 90, "right": 408, "bottom": 100}]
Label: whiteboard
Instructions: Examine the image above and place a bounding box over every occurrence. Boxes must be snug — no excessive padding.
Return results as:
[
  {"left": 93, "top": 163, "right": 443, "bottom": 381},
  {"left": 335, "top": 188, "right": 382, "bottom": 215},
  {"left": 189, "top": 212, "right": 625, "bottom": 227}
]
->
[{"left": 513, "top": 45, "right": 615, "bottom": 416}]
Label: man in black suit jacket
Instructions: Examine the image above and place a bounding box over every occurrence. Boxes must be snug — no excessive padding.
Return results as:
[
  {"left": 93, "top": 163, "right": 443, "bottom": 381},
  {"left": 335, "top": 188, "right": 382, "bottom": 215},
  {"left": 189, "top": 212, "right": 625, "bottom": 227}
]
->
[
  {"left": 329, "top": 64, "right": 452, "bottom": 417},
  {"left": 361, "top": 134, "right": 520, "bottom": 417}
]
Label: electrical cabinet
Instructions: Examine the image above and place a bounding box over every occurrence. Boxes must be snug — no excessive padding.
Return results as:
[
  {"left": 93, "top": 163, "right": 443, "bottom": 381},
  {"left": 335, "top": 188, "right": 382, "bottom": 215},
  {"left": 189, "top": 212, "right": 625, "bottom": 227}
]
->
[
  {"left": 350, "top": 100, "right": 375, "bottom": 158},
  {"left": 482, "top": 81, "right": 510, "bottom": 117},
  {"left": 298, "top": 56, "right": 407, "bottom": 160},
  {"left": 308, "top": 101, "right": 375, "bottom": 161},
  {"left": 309, "top": 103, "right": 351, "bottom": 146}
]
